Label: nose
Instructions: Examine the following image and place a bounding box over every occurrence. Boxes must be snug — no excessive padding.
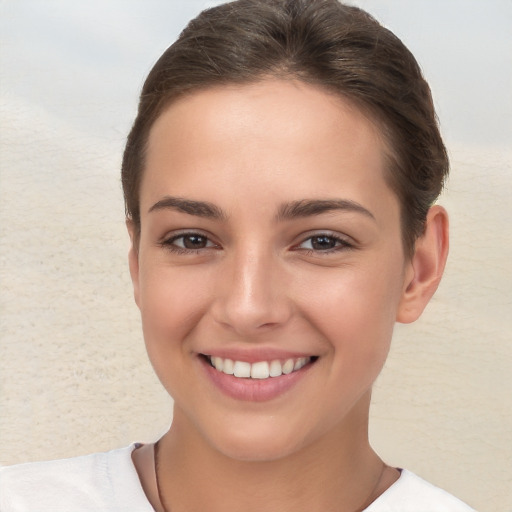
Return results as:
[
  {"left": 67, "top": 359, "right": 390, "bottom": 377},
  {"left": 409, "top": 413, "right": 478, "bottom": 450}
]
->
[{"left": 211, "top": 247, "right": 293, "bottom": 336}]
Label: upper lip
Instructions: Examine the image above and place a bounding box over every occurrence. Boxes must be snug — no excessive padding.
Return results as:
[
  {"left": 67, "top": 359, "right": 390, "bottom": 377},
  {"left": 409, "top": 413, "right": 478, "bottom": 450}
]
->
[{"left": 198, "top": 348, "right": 318, "bottom": 364}]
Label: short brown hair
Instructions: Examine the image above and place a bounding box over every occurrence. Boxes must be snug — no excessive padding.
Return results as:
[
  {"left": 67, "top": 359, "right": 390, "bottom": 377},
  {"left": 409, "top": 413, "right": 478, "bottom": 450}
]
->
[{"left": 122, "top": 0, "right": 448, "bottom": 257}]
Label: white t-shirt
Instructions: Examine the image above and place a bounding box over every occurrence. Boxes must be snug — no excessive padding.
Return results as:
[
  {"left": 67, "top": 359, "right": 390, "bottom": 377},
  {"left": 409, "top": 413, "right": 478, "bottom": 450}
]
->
[{"left": 0, "top": 445, "right": 476, "bottom": 511}]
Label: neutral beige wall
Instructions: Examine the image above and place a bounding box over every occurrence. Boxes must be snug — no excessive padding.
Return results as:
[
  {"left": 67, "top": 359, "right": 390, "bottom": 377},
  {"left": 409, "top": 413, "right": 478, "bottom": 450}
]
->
[{"left": 1, "top": 2, "right": 511, "bottom": 511}]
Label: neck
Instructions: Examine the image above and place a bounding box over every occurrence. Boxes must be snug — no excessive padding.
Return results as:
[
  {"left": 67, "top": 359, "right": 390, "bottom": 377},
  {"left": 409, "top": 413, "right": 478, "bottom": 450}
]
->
[{"left": 153, "top": 393, "right": 394, "bottom": 512}]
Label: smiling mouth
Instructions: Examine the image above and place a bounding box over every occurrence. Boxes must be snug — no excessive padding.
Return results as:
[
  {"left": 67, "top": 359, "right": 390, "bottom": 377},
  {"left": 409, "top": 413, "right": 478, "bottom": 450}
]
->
[{"left": 203, "top": 355, "right": 317, "bottom": 380}]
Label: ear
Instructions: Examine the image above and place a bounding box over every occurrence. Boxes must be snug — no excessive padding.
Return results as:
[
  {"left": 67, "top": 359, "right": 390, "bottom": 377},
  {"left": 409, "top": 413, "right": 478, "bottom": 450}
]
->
[
  {"left": 126, "top": 219, "right": 141, "bottom": 308},
  {"left": 396, "top": 205, "right": 449, "bottom": 324}
]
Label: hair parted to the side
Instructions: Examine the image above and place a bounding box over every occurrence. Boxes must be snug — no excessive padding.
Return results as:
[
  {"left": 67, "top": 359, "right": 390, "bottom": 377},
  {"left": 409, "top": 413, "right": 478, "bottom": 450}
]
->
[{"left": 122, "top": 0, "right": 448, "bottom": 257}]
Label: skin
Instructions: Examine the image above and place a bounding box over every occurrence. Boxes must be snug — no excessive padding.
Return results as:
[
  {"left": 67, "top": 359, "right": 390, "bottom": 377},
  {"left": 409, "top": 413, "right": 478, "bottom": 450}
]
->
[{"left": 128, "top": 79, "right": 448, "bottom": 512}]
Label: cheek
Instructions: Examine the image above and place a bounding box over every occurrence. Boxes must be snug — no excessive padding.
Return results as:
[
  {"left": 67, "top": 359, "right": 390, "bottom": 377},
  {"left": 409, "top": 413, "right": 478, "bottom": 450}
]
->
[
  {"left": 136, "top": 266, "right": 215, "bottom": 406},
  {"left": 137, "top": 263, "right": 212, "bottom": 365},
  {"left": 298, "top": 259, "right": 403, "bottom": 370}
]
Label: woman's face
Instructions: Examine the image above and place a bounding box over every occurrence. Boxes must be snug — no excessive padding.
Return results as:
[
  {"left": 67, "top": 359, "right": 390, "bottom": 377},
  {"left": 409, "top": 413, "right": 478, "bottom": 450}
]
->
[{"left": 129, "top": 80, "right": 414, "bottom": 461}]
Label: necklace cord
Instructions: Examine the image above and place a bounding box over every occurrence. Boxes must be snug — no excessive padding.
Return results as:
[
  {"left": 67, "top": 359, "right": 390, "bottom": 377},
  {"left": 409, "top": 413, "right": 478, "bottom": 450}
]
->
[
  {"left": 154, "top": 439, "right": 390, "bottom": 512},
  {"left": 154, "top": 440, "right": 171, "bottom": 512}
]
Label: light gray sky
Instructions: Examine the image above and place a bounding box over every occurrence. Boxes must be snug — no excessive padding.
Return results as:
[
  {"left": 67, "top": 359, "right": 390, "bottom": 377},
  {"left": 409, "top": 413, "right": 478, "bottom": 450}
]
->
[{"left": 1, "top": 0, "right": 511, "bottom": 153}]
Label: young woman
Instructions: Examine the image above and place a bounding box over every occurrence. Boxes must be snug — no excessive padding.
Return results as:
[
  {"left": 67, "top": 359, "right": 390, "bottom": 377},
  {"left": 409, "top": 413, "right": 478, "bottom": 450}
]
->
[{"left": 1, "top": 1, "right": 476, "bottom": 510}]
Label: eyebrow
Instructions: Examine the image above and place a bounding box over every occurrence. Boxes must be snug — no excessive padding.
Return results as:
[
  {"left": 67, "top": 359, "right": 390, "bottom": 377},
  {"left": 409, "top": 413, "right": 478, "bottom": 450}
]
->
[
  {"left": 148, "top": 196, "right": 226, "bottom": 220},
  {"left": 148, "top": 196, "right": 375, "bottom": 222},
  {"left": 276, "top": 199, "right": 375, "bottom": 221}
]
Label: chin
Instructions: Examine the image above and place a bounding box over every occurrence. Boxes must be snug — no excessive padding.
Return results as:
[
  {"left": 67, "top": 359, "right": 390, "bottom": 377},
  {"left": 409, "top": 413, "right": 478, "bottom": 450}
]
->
[{"left": 201, "top": 413, "right": 322, "bottom": 463}]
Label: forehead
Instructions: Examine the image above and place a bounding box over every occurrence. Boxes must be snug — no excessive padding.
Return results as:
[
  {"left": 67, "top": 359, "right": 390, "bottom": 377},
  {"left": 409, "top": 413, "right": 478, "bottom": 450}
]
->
[
  {"left": 148, "top": 79, "right": 385, "bottom": 156},
  {"left": 141, "top": 79, "right": 397, "bottom": 218}
]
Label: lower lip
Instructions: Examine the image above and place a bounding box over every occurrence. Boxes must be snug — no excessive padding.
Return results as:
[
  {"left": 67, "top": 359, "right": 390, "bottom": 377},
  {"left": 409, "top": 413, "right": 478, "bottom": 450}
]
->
[{"left": 200, "top": 357, "right": 314, "bottom": 402}]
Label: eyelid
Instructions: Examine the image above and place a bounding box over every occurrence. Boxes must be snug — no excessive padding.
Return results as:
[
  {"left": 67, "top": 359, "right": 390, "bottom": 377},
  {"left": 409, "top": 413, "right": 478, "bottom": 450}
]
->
[
  {"left": 159, "top": 229, "right": 220, "bottom": 252},
  {"left": 293, "top": 230, "right": 356, "bottom": 252}
]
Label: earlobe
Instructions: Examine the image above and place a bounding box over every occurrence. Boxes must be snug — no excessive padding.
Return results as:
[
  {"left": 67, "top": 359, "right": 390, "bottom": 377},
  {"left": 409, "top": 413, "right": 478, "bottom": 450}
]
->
[
  {"left": 126, "top": 219, "right": 141, "bottom": 308},
  {"left": 396, "top": 205, "right": 449, "bottom": 324}
]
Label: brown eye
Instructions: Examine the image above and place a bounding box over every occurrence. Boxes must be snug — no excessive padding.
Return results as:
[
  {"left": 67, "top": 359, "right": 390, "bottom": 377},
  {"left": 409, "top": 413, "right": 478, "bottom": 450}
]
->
[
  {"left": 180, "top": 234, "right": 208, "bottom": 249},
  {"left": 162, "top": 232, "right": 217, "bottom": 252},
  {"left": 310, "top": 235, "right": 338, "bottom": 250},
  {"left": 297, "top": 234, "right": 352, "bottom": 252}
]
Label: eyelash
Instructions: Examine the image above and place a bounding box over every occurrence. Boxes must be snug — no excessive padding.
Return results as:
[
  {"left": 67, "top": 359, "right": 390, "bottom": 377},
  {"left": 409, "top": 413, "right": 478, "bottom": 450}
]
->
[
  {"left": 294, "top": 233, "right": 354, "bottom": 255},
  {"left": 159, "top": 232, "right": 218, "bottom": 254},
  {"left": 160, "top": 231, "right": 353, "bottom": 255}
]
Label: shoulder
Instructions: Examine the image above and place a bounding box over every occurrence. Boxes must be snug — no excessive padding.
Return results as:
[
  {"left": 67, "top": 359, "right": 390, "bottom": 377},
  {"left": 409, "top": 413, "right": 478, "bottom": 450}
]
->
[
  {"left": 365, "top": 469, "right": 477, "bottom": 512},
  {"left": 0, "top": 444, "right": 154, "bottom": 512}
]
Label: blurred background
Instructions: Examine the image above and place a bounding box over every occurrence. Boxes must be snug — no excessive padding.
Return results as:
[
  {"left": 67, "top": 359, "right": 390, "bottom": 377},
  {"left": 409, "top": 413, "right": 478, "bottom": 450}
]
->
[{"left": 1, "top": 1, "right": 511, "bottom": 510}]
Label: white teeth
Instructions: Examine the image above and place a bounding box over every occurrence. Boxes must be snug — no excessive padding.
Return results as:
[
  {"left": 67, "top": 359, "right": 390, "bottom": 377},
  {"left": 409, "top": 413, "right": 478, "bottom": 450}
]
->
[
  {"left": 251, "top": 361, "right": 270, "bottom": 379},
  {"left": 294, "top": 357, "right": 307, "bottom": 370},
  {"left": 209, "top": 356, "right": 312, "bottom": 379},
  {"left": 282, "top": 359, "right": 295, "bottom": 374},
  {"left": 233, "top": 361, "right": 251, "bottom": 378},
  {"left": 212, "top": 356, "right": 223, "bottom": 372},
  {"left": 269, "top": 360, "right": 283, "bottom": 377},
  {"left": 222, "top": 358, "right": 234, "bottom": 375}
]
